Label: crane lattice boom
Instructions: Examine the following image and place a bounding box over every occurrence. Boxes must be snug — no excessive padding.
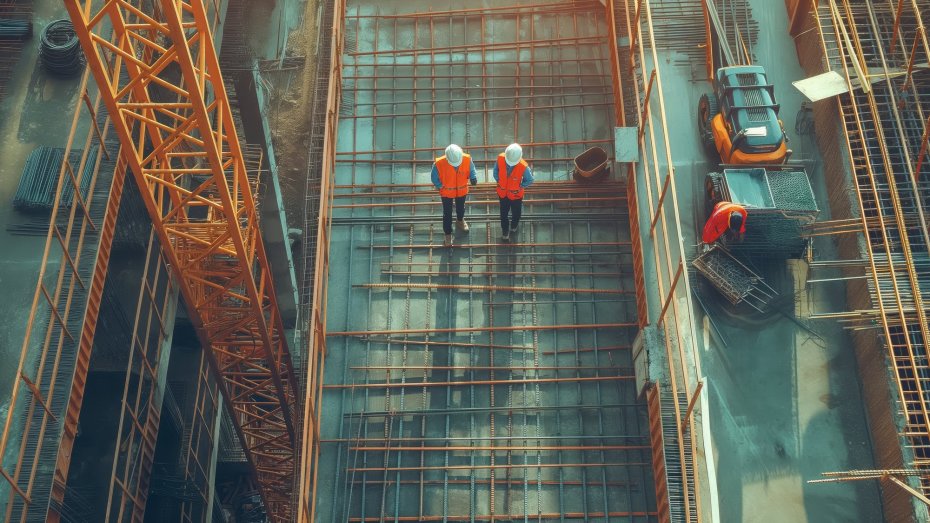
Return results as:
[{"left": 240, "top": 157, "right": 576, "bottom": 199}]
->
[{"left": 62, "top": 1, "right": 299, "bottom": 520}]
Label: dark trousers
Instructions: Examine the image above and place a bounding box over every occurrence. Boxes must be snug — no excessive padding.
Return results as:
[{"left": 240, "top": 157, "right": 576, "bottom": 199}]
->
[
  {"left": 441, "top": 196, "right": 467, "bottom": 234},
  {"left": 499, "top": 197, "right": 523, "bottom": 233}
]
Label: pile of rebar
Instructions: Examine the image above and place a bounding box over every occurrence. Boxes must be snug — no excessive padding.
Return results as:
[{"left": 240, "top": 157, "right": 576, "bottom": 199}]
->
[
  {"left": 13, "top": 145, "right": 96, "bottom": 213},
  {"left": 0, "top": 18, "right": 29, "bottom": 38},
  {"left": 713, "top": 0, "right": 758, "bottom": 64},
  {"left": 0, "top": 0, "right": 31, "bottom": 103}
]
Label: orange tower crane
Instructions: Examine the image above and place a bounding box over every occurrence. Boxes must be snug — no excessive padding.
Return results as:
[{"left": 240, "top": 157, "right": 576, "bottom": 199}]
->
[{"left": 62, "top": 1, "right": 299, "bottom": 520}]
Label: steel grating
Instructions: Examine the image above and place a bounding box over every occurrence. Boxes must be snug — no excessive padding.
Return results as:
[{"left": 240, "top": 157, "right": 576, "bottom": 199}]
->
[{"left": 691, "top": 247, "right": 755, "bottom": 304}]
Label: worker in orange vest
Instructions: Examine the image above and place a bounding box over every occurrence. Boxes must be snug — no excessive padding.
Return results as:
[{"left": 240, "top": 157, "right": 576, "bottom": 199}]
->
[
  {"left": 702, "top": 201, "right": 748, "bottom": 245},
  {"left": 432, "top": 144, "right": 477, "bottom": 247},
  {"left": 493, "top": 143, "right": 534, "bottom": 243}
]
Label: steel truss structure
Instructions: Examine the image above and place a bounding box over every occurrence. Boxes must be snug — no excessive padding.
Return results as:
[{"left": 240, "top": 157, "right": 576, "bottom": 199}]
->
[{"left": 62, "top": 1, "right": 299, "bottom": 520}]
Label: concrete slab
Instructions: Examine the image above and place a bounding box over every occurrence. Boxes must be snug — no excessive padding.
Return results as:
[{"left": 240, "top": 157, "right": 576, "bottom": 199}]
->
[{"left": 314, "top": 1, "right": 653, "bottom": 520}]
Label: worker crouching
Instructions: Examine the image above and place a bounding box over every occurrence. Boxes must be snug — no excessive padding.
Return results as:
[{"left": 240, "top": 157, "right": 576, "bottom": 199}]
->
[
  {"left": 433, "top": 144, "right": 478, "bottom": 247},
  {"left": 494, "top": 143, "right": 534, "bottom": 243},
  {"left": 702, "top": 201, "right": 747, "bottom": 247}
]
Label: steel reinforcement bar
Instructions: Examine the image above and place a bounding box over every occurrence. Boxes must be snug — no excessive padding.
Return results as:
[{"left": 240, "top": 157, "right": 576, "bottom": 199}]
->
[
  {"left": 0, "top": 69, "right": 124, "bottom": 523},
  {"left": 315, "top": 1, "right": 653, "bottom": 521}
]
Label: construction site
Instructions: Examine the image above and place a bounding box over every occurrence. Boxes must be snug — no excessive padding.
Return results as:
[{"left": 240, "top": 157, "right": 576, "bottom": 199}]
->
[{"left": 0, "top": 0, "right": 929, "bottom": 521}]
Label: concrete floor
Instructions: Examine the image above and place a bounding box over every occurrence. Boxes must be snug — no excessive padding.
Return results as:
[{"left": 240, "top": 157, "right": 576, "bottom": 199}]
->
[
  {"left": 642, "top": 2, "right": 883, "bottom": 521},
  {"left": 0, "top": 0, "right": 83, "bottom": 493},
  {"left": 315, "top": 1, "right": 654, "bottom": 520}
]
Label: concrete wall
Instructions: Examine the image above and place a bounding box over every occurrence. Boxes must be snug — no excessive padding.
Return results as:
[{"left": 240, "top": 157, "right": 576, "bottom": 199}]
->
[{"left": 228, "top": 67, "right": 300, "bottom": 327}]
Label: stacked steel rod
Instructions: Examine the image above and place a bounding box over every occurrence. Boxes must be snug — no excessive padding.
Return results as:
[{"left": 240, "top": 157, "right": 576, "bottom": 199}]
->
[
  {"left": 13, "top": 146, "right": 97, "bottom": 213},
  {"left": 314, "top": 1, "right": 656, "bottom": 521},
  {"left": 0, "top": 0, "right": 32, "bottom": 103}
]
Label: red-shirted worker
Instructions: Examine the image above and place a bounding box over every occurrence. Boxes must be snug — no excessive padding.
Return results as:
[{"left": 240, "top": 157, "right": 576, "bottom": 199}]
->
[
  {"left": 432, "top": 144, "right": 478, "bottom": 247},
  {"left": 494, "top": 143, "right": 534, "bottom": 243},
  {"left": 702, "top": 201, "right": 748, "bottom": 245}
]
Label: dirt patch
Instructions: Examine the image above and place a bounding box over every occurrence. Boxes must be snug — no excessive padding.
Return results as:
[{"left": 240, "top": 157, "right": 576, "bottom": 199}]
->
[{"left": 266, "top": 0, "right": 320, "bottom": 229}]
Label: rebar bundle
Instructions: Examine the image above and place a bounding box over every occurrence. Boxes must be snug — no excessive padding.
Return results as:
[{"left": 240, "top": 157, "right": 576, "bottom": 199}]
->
[
  {"left": 0, "top": 19, "right": 30, "bottom": 39},
  {"left": 13, "top": 145, "right": 96, "bottom": 213},
  {"left": 39, "top": 19, "right": 84, "bottom": 76},
  {"left": 0, "top": 2, "right": 32, "bottom": 103}
]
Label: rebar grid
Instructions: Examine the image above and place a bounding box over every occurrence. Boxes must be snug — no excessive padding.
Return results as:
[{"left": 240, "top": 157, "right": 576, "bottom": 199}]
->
[
  {"left": 313, "top": 1, "right": 657, "bottom": 521},
  {"left": 813, "top": 0, "right": 930, "bottom": 501}
]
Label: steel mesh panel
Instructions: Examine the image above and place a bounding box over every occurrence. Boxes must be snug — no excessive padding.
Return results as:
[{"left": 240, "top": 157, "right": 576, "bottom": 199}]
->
[
  {"left": 692, "top": 248, "right": 754, "bottom": 304},
  {"left": 766, "top": 170, "right": 818, "bottom": 211}
]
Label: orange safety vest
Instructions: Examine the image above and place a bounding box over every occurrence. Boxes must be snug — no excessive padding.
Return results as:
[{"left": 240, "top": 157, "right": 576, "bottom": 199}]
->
[
  {"left": 702, "top": 201, "right": 747, "bottom": 244},
  {"left": 495, "top": 153, "right": 528, "bottom": 200},
  {"left": 435, "top": 154, "right": 472, "bottom": 198}
]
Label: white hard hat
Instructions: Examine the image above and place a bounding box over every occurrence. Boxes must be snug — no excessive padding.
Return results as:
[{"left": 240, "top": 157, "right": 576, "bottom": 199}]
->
[
  {"left": 445, "top": 144, "right": 463, "bottom": 167},
  {"left": 504, "top": 143, "right": 523, "bottom": 167}
]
